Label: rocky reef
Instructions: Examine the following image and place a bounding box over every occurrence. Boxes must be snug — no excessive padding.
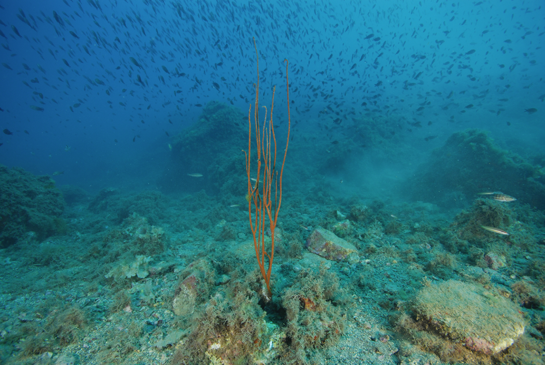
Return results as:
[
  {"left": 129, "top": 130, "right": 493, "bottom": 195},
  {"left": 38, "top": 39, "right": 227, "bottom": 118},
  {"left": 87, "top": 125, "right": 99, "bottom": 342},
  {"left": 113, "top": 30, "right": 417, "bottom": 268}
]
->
[
  {"left": 0, "top": 165, "right": 65, "bottom": 247},
  {"left": 158, "top": 101, "right": 247, "bottom": 196},
  {"left": 407, "top": 129, "right": 545, "bottom": 209}
]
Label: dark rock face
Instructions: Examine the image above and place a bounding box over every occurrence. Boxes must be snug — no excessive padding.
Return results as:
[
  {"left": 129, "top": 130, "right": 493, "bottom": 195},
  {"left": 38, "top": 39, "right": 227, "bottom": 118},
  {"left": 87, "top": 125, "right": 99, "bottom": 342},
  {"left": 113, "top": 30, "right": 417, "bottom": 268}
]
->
[
  {"left": 158, "top": 101, "right": 247, "bottom": 196},
  {"left": 407, "top": 129, "right": 545, "bottom": 209},
  {"left": 0, "top": 165, "right": 65, "bottom": 247}
]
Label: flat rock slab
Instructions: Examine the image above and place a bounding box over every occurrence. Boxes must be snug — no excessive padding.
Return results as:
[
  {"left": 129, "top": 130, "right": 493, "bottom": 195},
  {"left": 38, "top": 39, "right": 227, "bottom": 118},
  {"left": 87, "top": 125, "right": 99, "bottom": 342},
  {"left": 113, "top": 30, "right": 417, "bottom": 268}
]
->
[
  {"left": 414, "top": 280, "right": 524, "bottom": 355},
  {"left": 306, "top": 227, "right": 359, "bottom": 263}
]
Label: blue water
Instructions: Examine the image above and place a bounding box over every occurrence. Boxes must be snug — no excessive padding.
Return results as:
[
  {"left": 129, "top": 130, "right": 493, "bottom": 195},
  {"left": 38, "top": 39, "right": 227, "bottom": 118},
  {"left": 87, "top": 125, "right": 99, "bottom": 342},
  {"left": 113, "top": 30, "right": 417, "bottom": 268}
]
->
[{"left": 1, "top": 0, "right": 543, "bottom": 191}]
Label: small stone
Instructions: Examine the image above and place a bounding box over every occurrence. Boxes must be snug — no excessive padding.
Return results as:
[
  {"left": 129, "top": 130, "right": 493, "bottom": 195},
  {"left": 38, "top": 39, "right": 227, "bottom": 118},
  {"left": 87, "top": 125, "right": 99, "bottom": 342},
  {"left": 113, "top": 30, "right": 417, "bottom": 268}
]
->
[
  {"left": 332, "top": 219, "right": 353, "bottom": 238},
  {"left": 484, "top": 252, "right": 507, "bottom": 270},
  {"left": 215, "top": 274, "right": 230, "bottom": 285},
  {"left": 54, "top": 354, "right": 77, "bottom": 365},
  {"left": 336, "top": 210, "right": 346, "bottom": 219},
  {"left": 172, "top": 259, "right": 214, "bottom": 316},
  {"left": 154, "top": 329, "right": 186, "bottom": 349},
  {"left": 349, "top": 205, "right": 369, "bottom": 222},
  {"left": 306, "top": 227, "right": 359, "bottom": 262}
]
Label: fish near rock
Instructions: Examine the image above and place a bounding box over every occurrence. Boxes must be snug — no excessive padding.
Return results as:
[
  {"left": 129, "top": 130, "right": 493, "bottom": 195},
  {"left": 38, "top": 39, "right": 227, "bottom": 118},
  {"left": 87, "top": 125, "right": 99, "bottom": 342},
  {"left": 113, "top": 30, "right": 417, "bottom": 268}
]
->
[{"left": 480, "top": 225, "right": 509, "bottom": 236}]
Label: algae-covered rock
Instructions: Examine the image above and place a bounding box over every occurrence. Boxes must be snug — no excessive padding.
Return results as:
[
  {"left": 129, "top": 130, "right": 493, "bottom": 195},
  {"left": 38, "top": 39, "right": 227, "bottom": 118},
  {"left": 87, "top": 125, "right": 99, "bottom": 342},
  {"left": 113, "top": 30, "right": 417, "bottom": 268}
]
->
[
  {"left": 102, "top": 213, "right": 168, "bottom": 256},
  {"left": 413, "top": 280, "right": 524, "bottom": 355},
  {"left": 306, "top": 226, "right": 359, "bottom": 263},
  {"left": 105, "top": 255, "right": 152, "bottom": 281},
  {"left": 484, "top": 252, "right": 507, "bottom": 270},
  {"left": 451, "top": 197, "right": 514, "bottom": 243},
  {"left": 88, "top": 187, "right": 118, "bottom": 213},
  {"left": 332, "top": 219, "right": 353, "bottom": 237},
  {"left": 408, "top": 129, "right": 545, "bottom": 209},
  {"left": 172, "top": 279, "right": 269, "bottom": 365},
  {"left": 172, "top": 259, "right": 215, "bottom": 316},
  {"left": 158, "top": 101, "right": 247, "bottom": 195},
  {"left": 0, "top": 164, "right": 65, "bottom": 247},
  {"left": 281, "top": 266, "right": 346, "bottom": 361}
]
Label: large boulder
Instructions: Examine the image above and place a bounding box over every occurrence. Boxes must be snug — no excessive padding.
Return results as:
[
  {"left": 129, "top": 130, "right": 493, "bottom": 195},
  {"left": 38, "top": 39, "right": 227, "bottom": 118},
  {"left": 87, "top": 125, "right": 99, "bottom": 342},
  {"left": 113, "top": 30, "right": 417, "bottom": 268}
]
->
[
  {"left": 158, "top": 101, "right": 247, "bottom": 195},
  {"left": 413, "top": 280, "right": 524, "bottom": 355},
  {"left": 407, "top": 129, "right": 545, "bottom": 209}
]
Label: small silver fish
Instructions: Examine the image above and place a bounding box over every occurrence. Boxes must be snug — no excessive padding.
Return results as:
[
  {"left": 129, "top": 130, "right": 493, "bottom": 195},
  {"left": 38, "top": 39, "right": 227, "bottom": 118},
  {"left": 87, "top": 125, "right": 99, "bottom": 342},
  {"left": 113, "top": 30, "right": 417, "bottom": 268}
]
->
[
  {"left": 187, "top": 173, "right": 203, "bottom": 178},
  {"left": 480, "top": 225, "right": 509, "bottom": 235},
  {"left": 493, "top": 194, "right": 516, "bottom": 202}
]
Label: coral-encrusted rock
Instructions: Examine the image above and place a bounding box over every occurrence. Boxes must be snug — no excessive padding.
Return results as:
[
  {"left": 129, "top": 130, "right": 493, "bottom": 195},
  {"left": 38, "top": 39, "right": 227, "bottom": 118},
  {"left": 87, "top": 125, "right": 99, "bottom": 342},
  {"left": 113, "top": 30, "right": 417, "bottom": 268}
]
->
[
  {"left": 105, "top": 255, "right": 152, "bottom": 280},
  {"left": 332, "top": 219, "right": 353, "bottom": 238},
  {"left": 306, "top": 227, "right": 359, "bottom": 263},
  {"left": 484, "top": 252, "right": 506, "bottom": 270},
  {"left": 413, "top": 280, "right": 524, "bottom": 355},
  {"left": 124, "top": 213, "right": 167, "bottom": 255},
  {"left": 349, "top": 205, "right": 370, "bottom": 222},
  {"left": 172, "top": 259, "right": 215, "bottom": 316},
  {"left": 158, "top": 101, "right": 247, "bottom": 195}
]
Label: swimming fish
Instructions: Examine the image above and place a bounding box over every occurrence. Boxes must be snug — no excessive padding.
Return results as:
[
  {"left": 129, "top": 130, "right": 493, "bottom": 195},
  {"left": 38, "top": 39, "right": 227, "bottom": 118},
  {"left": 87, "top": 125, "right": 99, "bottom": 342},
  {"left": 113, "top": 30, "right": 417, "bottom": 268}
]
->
[
  {"left": 187, "top": 173, "right": 203, "bottom": 177},
  {"left": 493, "top": 194, "right": 516, "bottom": 202},
  {"left": 480, "top": 225, "right": 509, "bottom": 235}
]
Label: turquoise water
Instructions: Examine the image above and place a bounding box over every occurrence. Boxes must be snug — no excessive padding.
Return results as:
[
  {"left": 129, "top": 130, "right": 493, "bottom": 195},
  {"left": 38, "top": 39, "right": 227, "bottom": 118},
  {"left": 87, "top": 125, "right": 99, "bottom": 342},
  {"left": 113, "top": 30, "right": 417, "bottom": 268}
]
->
[{"left": 0, "top": 1, "right": 544, "bottom": 364}]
